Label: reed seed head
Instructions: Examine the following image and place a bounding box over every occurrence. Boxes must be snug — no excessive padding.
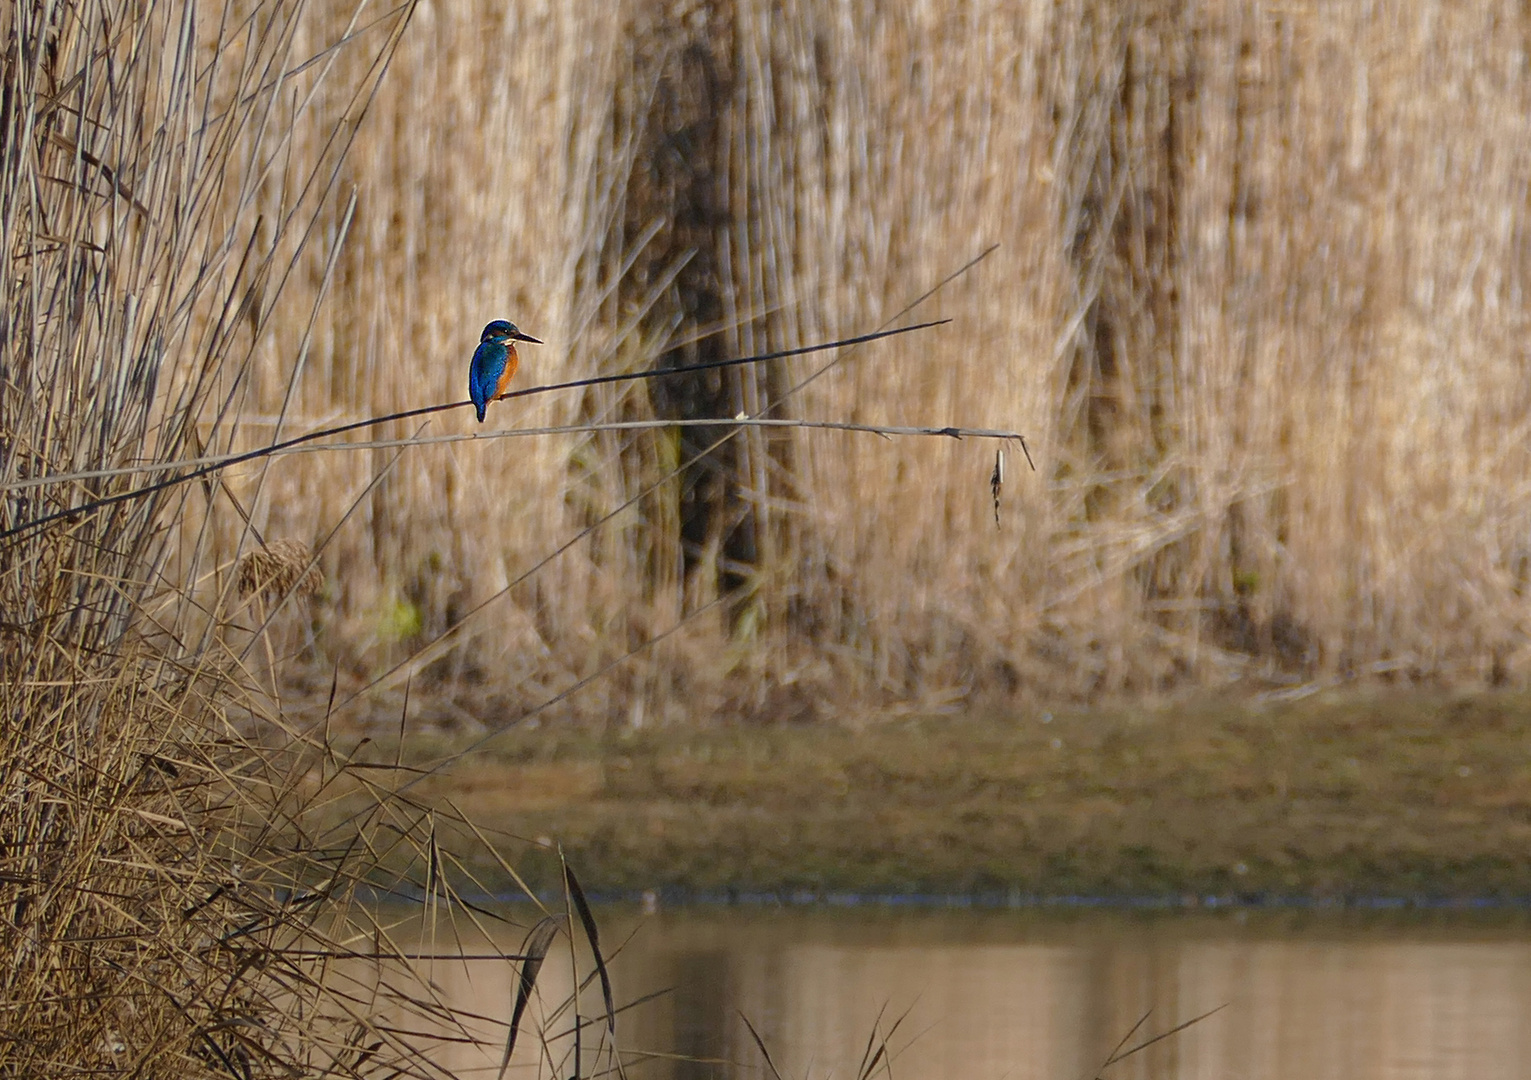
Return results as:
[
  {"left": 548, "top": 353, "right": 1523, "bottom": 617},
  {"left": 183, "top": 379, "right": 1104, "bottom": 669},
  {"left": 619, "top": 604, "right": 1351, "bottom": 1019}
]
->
[{"left": 236, "top": 539, "right": 323, "bottom": 603}]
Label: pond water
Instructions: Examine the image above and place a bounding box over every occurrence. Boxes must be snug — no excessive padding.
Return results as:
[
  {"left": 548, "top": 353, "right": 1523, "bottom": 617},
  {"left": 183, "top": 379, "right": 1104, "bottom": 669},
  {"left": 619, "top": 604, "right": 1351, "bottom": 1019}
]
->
[{"left": 392, "top": 905, "right": 1531, "bottom": 1080}]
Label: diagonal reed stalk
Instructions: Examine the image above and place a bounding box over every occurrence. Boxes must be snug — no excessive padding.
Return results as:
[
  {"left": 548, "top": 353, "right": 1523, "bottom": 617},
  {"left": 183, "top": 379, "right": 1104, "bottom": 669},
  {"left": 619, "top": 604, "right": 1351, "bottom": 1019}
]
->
[{"left": 0, "top": 317, "right": 966, "bottom": 540}]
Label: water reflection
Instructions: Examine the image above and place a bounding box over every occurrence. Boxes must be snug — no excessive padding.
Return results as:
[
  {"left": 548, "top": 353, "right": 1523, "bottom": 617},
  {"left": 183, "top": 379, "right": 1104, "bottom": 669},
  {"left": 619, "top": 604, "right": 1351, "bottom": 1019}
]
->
[{"left": 397, "top": 908, "right": 1531, "bottom": 1080}]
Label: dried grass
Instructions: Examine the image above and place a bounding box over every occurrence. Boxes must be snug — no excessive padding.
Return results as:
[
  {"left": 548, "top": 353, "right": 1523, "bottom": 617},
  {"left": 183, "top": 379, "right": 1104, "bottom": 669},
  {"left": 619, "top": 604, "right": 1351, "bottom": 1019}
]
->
[
  {"left": 237, "top": 538, "right": 324, "bottom": 602},
  {"left": 0, "top": 2, "right": 608, "bottom": 1075},
  {"left": 159, "top": 0, "right": 1531, "bottom": 718}
]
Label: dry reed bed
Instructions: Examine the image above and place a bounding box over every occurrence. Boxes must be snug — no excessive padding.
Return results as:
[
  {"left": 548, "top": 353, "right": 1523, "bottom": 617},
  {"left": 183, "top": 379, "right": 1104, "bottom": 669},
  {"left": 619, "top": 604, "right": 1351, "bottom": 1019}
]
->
[
  {"left": 205, "top": 1, "right": 1531, "bottom": 718},
  {"left": 0, "top": 2, "right": 594, "bottom": 1075}
]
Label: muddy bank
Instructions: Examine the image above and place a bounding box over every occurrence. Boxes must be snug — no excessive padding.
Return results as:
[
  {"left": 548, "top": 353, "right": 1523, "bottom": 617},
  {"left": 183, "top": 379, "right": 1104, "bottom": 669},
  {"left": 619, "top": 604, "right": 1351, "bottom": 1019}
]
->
[{"left": 379, "top": 691, "right": 1531, "bottom": 900}]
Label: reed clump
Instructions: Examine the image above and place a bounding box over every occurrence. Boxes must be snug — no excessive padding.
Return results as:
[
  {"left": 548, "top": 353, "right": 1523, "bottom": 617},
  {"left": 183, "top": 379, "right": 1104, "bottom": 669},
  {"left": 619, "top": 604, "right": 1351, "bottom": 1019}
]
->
[
  {"left": 0, "top": 3, "right": 579, "bottom": 1075},
  {"left": 237, "top": 539, "right": 324, "bottom": 604}
]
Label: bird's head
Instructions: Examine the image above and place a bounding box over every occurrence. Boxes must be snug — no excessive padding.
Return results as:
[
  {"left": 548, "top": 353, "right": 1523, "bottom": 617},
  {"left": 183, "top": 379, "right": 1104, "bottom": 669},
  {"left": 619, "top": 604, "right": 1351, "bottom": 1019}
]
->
[{"left": 481, "top": 320, "right": 543, "bottom": 345}]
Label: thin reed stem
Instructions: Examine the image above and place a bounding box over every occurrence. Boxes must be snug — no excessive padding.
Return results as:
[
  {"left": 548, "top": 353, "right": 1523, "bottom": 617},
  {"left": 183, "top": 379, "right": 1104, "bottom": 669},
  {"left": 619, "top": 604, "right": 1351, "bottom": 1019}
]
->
[{"left": 0, "top": 320, "right": 948, "bottom": 541}]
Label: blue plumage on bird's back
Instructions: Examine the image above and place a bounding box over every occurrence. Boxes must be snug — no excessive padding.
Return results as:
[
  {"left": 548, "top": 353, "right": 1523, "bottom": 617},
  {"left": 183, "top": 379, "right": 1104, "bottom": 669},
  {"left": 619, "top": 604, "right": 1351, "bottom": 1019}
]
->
[{"left": 470, "top": 340, "right": 508, "bottom": 422}]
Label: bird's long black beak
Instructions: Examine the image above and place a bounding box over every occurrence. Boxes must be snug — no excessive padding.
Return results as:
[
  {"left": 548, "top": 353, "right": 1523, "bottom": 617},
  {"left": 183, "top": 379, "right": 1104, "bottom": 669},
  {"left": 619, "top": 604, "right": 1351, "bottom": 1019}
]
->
[{"left": 511, "top": 329, "right": 543, "bottom": 345}]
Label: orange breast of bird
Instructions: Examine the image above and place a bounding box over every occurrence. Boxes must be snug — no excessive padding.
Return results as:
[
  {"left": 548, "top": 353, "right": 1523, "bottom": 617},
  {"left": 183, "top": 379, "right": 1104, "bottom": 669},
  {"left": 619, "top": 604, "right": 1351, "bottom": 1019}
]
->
[{"left": 493, "top": 345, "right": 520, "bottom": 400}]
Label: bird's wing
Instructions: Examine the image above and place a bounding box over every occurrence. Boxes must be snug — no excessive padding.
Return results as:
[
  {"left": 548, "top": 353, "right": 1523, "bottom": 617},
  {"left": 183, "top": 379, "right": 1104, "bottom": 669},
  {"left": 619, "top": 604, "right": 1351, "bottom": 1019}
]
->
[{"left": 469, "top": 342, "right": 507, "bottom": 401}]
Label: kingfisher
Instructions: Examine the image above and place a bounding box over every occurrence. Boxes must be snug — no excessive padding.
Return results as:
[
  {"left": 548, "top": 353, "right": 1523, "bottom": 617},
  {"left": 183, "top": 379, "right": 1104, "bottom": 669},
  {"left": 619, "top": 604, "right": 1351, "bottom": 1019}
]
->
[{"left": 468, "top": 319, "right": 543, "bottom": 423}]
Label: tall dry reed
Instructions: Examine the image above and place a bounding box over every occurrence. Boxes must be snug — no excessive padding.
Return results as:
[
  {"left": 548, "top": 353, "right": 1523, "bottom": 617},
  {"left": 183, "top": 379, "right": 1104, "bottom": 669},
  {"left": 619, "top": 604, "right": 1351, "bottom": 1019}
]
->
[
  {"left": 0, "top": 2, "right": 596, "bottom": 1075},
  {"left": 197, "top": 0, "right": 1531, "bottom": 719}
]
